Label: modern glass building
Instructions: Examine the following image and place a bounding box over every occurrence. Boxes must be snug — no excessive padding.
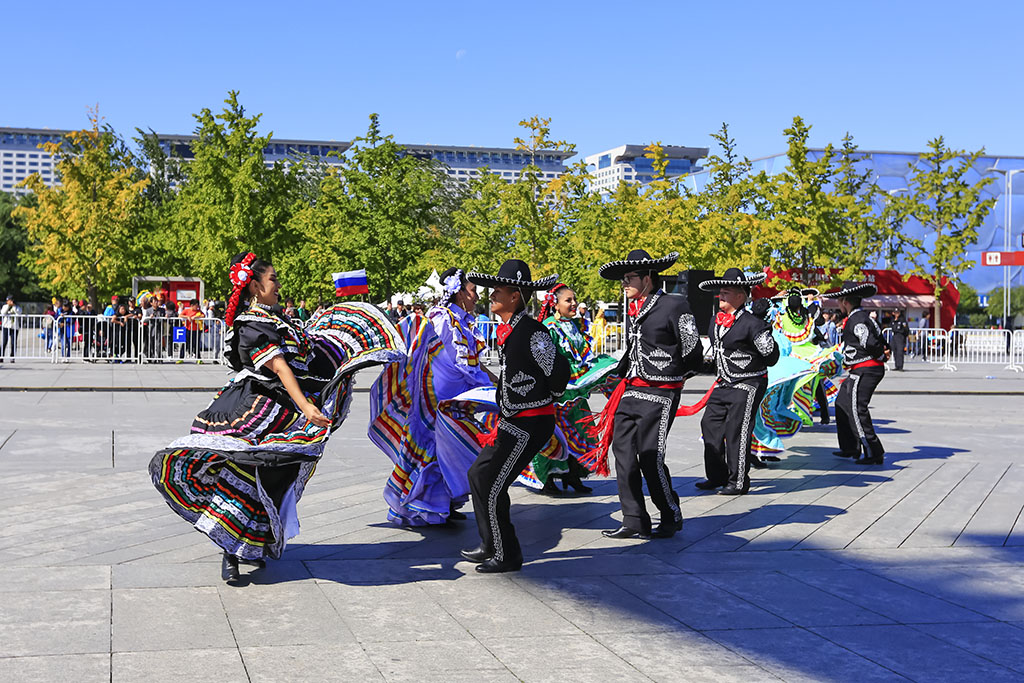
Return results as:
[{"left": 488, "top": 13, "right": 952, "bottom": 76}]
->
[
  {"left": 0, "top": 127, "right": 67, "bottom": 196},
  {"left": 678, "top": 149, "right": 1024, "bottom": 295},
  {"left": 403, "top": 144, "right": 574, "bottom": 183},
  {"left": 585, "top": 144, "right": 708, "bottom": 194}
]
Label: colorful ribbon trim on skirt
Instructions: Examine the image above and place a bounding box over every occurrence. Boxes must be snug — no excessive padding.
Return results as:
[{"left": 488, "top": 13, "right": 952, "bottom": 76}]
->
[{"left": 476, "top": 404, "right": 556, "bottom": 447}]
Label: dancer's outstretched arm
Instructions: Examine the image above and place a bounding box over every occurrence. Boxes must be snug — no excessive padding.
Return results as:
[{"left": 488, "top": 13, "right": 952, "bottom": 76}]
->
[{"left": 265, "top": 355, "right": 330, "bottom": 427}]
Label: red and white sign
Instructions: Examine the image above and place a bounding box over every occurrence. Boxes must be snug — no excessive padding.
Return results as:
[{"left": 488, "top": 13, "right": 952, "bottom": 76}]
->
[{"left": 981, "top": 251, "right": 1024, "bottom": 266}]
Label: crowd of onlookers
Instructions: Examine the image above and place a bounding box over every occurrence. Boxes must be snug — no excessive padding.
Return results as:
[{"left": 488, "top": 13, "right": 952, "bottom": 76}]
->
[{"left": 0, "top": 293, "right": 226, "bottom": 363}]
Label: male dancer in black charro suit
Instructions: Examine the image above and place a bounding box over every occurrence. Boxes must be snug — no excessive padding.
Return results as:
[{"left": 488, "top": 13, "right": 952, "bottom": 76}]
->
[
  {"left": 588, "top": 250, "right": 703, "bottom": 540},
  {"left": 459, "top": 259, "right": 570, "bottom": 573},
  {"left": 825, "top": 282, "right": 889, "bottom": 465},
  {"left": 696, "top": 268, "right": 780, "bottom": 495}
]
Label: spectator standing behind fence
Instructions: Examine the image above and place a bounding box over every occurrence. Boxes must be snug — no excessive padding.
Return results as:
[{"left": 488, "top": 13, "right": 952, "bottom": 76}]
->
[
  {"left": 42, "top": 304, "right": 56, "bottom": 352},
  {"left": 890, "top": 311, "right": 909, "bottom": 371},
  {"left": 180, "top": 299, "right": 204, "bottom": 362},
  {"left": 56, "top": 302, "right": 74, "bottom": 362},
  {"left": 79, "top": 302, "right": 95, "bottom": 360},
  {"left": 110, "top": 304, "right": 129, "bottom": 362},
  {"left": 1, "top": 294, "right": 22, "bottom": 363}
]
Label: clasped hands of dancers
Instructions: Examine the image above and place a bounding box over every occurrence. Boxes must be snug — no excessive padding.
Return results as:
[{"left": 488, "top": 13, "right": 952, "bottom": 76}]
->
[{"left": 150, "top": 249, "right": 887, "bottom": 583}]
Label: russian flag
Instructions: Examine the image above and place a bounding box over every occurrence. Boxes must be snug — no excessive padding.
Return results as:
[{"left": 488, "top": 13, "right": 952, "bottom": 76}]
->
[{"left": 333, "top": 269, "right": 369, "bottom": 297}]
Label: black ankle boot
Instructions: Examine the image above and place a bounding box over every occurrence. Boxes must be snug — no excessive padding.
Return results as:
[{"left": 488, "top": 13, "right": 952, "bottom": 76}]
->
[
  {"left": 561, "top": 471, "right": 592, "bottom": 494},
  {"left": 221, "top": 553, "right": 240, "bottom": 584}
]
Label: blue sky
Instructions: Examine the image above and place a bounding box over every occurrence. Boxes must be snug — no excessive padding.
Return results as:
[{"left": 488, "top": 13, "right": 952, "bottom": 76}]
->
[{"left": 5, "top": 1, "right": 1023, "bottom": 161}]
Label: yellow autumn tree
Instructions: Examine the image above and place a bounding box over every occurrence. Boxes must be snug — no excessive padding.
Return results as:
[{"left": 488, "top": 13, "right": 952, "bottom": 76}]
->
[{"left": 14, "top": 114, "right": 150, "bottom": 307}]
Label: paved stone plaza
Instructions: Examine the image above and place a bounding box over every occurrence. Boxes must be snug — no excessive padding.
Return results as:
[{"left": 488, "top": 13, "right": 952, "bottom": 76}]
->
[{"left": 0, "top": 363, "right": 1023, "bottom": 682}]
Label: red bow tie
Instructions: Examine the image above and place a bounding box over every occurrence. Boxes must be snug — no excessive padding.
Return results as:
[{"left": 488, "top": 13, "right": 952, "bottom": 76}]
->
[
  {"left": 628, "top": 297, "right": 647, "bottom": 317},
  {"left": 716, "top": 312, "right": 736, "bottom": 328},
  {"left": 496, "top": 323, "right": 512, "bottom": 345}
]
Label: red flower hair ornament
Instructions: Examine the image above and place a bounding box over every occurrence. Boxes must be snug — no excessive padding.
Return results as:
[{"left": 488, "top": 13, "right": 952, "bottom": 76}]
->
[
  {"left": 225, "top": 252, "right": 257, "bottom": 327},
  {"left": 229, "top": 253, "right": 256, "bottom": 289}
]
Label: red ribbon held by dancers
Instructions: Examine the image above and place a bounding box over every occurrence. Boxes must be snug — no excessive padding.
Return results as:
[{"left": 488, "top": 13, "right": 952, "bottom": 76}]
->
[
  {"left": 476, "top": 406, "right": 555, "bottom": 447},
  {"left": 579, "top": 377, "right": 719, "bottom": 476}
]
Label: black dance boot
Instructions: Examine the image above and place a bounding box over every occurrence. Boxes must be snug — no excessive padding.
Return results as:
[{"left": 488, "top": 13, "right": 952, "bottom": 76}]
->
[
  {"left": 561, "top": 471, "right": 592, "bottom": 494},
  {"left": 460, "top": 545, "right": 492, "bottom": 563},
  {"left": 651, "top": 518, "right": 683, "bottom": 538},
  {"left": 221, "top": 553, "right": 241, "bottom": 584},
  {"left": 539, "top": 478, "right": 563, "bottom": 496},
  {"left": 475, "top": 556, "right": 523, "bottom": 573}
]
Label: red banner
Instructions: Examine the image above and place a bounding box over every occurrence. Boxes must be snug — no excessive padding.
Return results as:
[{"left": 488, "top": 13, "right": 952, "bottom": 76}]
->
[{"left": 756, "top": 268, "right": 960, "bottom": 330}]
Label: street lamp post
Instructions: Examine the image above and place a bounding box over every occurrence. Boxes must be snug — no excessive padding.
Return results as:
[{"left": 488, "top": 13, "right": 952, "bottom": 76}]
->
[{"left": 984, "top": 167, "right": 1024, "bottom": 329}]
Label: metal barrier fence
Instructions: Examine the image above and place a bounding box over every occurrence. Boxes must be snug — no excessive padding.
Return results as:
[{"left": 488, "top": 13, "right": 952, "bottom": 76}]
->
[
  {"left": 883, "top": 326, "right": 1023, "bottom": 372},
  {"left": 0, "top": 314, "right": 226, "bottom": 364}
]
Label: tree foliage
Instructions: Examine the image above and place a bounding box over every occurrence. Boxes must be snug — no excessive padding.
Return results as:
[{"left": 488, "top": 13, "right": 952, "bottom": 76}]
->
[
  {"left": 14, "top": 114, "right": 150, "bottom": 307},
  {"left": 9, "top": 95, "right": 998, "bottom": 318},
  {"left": 887, "top": 137, "right": 996, "bottom": 323}
]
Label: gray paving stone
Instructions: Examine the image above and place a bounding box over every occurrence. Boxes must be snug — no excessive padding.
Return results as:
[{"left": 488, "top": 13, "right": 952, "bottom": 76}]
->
[
  {"left": 513, "top": 575, "right": 686, "bottom": 634},
  {"left": 112, "top": 562, "right": 221, "bottom": 589},
  {"left": 218, "top": 582, "right": 355, "bottom": 646},
  {"left": 0, "top": 590, "right": 109, "bottom": 657},
  {"left": 665, "top": 549, "right": 848, "bottom": 573},
  {"left": 319, "top": 581, "right": 470, "bottom": 643},
  {"left": 914, "top": 622, "right": 1024, "bottom": 674},
  {"left": 590, "top": 630, "right": 776, "bottom": 682},
  {"left": 240, "top": 644, "right": 385, "bottom": 682},
  {"left": 1, "top": 385, "right": 1024, "bottom": 680},
  {"left": 361, "top": 638, "right": 508, "bottom": 680},
  {"left": 112, "top": 648, "right": 248, "bottom": 683},
  {"left": 0, "top": 565, "right": 109, "bottom": 592},
  {"left": 479, "top": 633, "right": 654, "bottom": 682},
  {"left": 702, "top": 627, "right": 908, "bottom": 682},
  {"left": 0, "top": 653, "right": 109, "bottom": 682},
  {"left": 955, "top": 463, "right": 1024, "bottom": 546},
  {"left": 112, "top": 587, "right": 235, "bottom": 651},
  {"left": 696, "top": 571, "right": 891, "bottom": 627},
  {"left": 609, "top": 574, "right": 789, "bottom": 630},
  {"left": 812, "top": 624, "right": 1023, "bottom": 682},
  {"left": 420, "top": 576, "right": 581, "bottom": 637},
  {"left": 785, "top": 568, "right": 992, "bottom": 624}
]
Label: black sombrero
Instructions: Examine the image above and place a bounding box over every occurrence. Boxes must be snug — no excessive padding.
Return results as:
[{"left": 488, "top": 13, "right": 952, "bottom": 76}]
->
[
  {"left": 801, "top": 287, "right": 820, "bottom": 296},
  {"left": 598, "top": 249, "right": 679, "bottom": 281},
  {"left": 697, "top": 267, "right": 767, "bottom": 291},
  {"left": 467, "top": 259, "right": 558, "bottom": 291},
  {"left": 820, "top": 281, "right": 878, "bottom": 299}
]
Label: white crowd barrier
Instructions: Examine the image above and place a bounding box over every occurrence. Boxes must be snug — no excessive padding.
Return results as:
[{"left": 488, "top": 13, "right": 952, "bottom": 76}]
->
[
  {"left": 884, "top": 326, "right": 1023, "bottom": 372},
  {"left": 0, "top": 314, "right": 226, "bottom": 364}
]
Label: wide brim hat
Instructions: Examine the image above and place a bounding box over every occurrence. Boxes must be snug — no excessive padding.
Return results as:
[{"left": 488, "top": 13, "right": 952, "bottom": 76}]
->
[
  {"left": 821, "top": 281, "right": 877, "bottom": 299},
  {"left": 801, "top": 287, "right": 820, "bottom": 296},
  {"left": 697, "top": 267, "right": 767, "bottom": 291},
  {"left": 467, "top": 259, "right": 558, "bottom": 291},
  {"left": 598, "top": 250, "right": 679, "bottom": 281}
]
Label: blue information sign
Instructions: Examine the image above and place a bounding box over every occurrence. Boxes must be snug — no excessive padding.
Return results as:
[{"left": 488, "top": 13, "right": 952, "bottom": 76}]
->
[{"left": 173, "top": 327, "right": 186, "bottom": 344}]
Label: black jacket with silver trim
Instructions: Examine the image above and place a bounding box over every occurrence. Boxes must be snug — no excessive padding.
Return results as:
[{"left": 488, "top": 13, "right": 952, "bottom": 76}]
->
[
  {"left": 711, "top": 308, "right": 780, "bottom": 384},
  {"left": 840, "top": 309, "right": 887, "bottom": 367},
  {"left": 614, "top": 291, "right": 703, "bottom": 383},
  {"left": 497, "top": 311, "right": 570, "bottom": 417}
]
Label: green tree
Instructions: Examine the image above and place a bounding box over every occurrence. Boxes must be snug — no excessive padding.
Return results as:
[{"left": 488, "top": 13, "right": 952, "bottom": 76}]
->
[
  {"left": 450, "top": 116, "right": 582, "bottom": 284},
  {"left": 752, "top": 118, "right": 880, "bottom": 287},
  {"left": 14, "top": 115, "right": 150, "bottom": 307},
  {"left": 985, "top": 285, "right": 1024, "bottom": 322},
  {"left": 171, "top": 91, "right": 303, "bottom": 295},
  {"left": 688, "top": 123, "right": 768, "bottom": 274},
  {"left": 0, "top": 192, "right": 48, "bottom": 300},
  {"left": 887, "top": 137, "right": 996, "bottom": 327},
  {"left": 284, "top": 113, "right": 453, "bottom": 302}
]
